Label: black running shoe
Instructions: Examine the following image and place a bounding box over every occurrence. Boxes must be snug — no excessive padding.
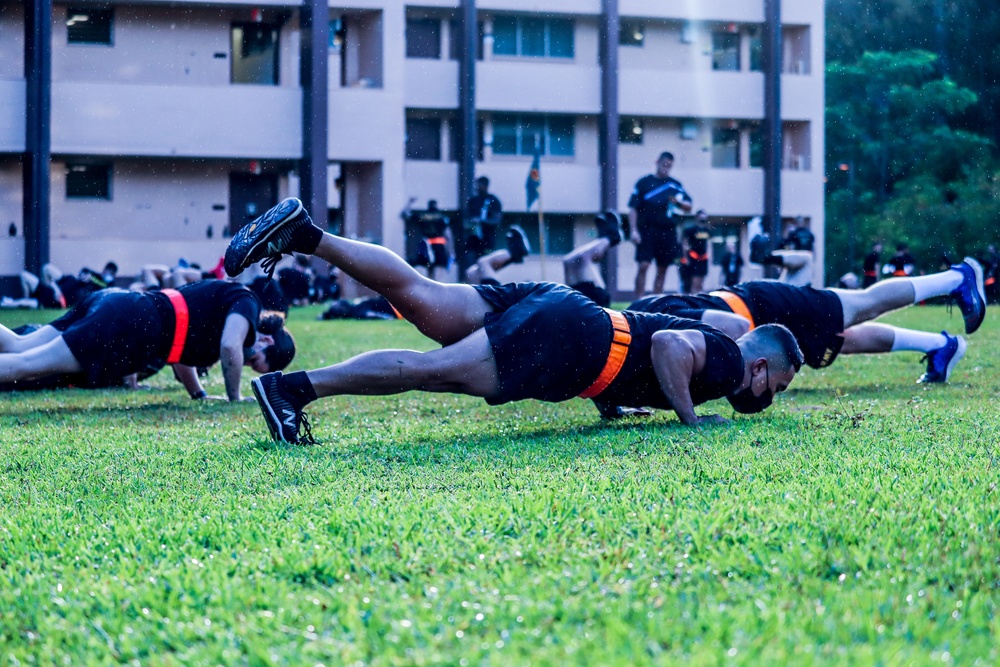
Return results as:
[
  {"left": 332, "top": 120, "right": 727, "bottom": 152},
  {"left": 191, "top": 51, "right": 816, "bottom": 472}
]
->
[
  {"left": 596, "top": 210, "right": 623, "bottom": 246},
  {"left": 251, "top": 372, "right": 316, "bottom": 444},
  {"left": 949, "top": 257, "right": 987, "bottom": 335},
  {"left": 506, "top": 225, "right": 531, "bottom": 263},
  {"left": 225, "top": 198, "right": 313, "bottom": 278}
]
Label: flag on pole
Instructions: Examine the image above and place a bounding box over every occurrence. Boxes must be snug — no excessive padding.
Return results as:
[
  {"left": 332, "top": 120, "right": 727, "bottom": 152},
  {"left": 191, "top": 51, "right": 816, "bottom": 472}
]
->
[{"left": 526, "top": 148, "right": 541, "bottom": 210}]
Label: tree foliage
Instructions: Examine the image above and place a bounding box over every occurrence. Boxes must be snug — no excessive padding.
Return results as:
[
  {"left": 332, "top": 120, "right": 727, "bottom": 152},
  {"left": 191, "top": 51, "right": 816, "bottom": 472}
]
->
[{"left": 824, "top": 18, "right": 999, "bottom": 279}]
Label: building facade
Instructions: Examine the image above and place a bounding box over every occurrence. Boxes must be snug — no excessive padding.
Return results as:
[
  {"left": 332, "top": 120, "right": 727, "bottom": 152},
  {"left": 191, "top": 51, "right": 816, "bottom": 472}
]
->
[{"left": 1, "top": 0, "right": 824, "bottom": 294}]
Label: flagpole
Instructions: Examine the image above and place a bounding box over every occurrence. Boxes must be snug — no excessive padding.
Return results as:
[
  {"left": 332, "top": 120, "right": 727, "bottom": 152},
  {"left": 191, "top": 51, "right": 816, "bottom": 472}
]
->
[{"left": 537, "top": 182, "right": 546, "bottom": 281}]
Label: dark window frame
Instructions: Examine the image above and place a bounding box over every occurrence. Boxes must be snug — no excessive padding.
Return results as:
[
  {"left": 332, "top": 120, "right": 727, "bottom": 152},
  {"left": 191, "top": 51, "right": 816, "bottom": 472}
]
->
[
  {"left": 491, "top": 114, "right": 575, "bottom": 157},
  {"left": 66, "top": 162, "right": 112, "bottom": 200},
  {"left": 406, "top": 116, "right": 443, "bottom": 161},
  {"left": 231, "top": 22, "right": 280, "bottom": 86},
  {"left": 618, "top": 117, "right": 644, "bottom": 145},
  {"left": 619, "top": 20, "right": 645, "bottom": 47},
  {"left": 491, "top": 15, "right": 575, "bottom": 59},
  {"left": 66, "top": 7, "right": 114, "bottom": 46},
  {"left": 406, "top": 17, "right": 442, "bottom": 59}
]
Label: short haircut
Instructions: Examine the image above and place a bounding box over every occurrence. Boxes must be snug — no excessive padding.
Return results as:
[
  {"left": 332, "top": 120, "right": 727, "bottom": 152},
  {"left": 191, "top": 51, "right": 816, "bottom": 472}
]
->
[
  {"left": 427, "top": 199, "right": 438, "bottom": 209},
  {"left": 738, "top": 323, "right": 803, "bottom": 372},
  {"left": 476, "top": 176, "right": 490, "bottom": 186},
  {"left": 658, "top": 151, "right": 674, "bottom": 162},
  {"left": 257, "top": 311, "right": 296, "bottom": 372}
]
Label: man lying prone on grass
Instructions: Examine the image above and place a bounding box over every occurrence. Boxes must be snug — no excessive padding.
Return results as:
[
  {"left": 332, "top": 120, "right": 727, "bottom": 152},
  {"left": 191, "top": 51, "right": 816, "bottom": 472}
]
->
[{"left": 223, "top": 199, "right": 803, "bottom": 444}]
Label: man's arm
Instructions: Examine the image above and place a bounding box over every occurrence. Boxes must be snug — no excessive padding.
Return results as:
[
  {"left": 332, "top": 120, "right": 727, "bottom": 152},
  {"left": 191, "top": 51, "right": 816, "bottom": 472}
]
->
[
  {"left": 628, "top": 207, "right": 641, "bottom": 244},
  {"left": 219, "top": 313, "right": 251, "bottom": 401},
  {"left": 649, "top": 329, "right": 724, "bottom": 426},
  {"left": 172, "top": 363, "right": 205, "bottom": 399}
]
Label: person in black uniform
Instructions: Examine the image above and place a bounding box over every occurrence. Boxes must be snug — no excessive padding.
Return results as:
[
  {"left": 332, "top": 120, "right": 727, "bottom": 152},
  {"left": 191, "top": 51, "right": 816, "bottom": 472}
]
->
[
  {"left": 679, "top": 210, "right": 712, "bottom": 294},
  {"left": 720, "top": 240, "right": 744, "bottom": 287},
  {"left": 464, "top": 177, "right": 503, "bottom": 258},
  {"left": 629, "top": 151, "right": 693, "bottom": 298},
  {"left": 883, "top": 243, "right": 917, "bottom": 278},
  {"left": 402, "top": 198, "right": 454, "bottom": 281},
  {"left": 862, "top": 242, "right": 883, "bottom": 288},
  {"left": 629, "top": 257, "right": 987, "bottom": 384},
  {"left": 223, "top": 198, "right": 804, "bottom": 444},
  {"left": 0, "top": 280, "right": 296, "bottom": 400}
]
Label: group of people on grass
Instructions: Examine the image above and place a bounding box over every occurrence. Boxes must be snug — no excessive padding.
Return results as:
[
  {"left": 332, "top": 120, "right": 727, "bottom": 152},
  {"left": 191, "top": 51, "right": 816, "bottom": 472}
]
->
[{"left": 0, "top": 157, "right": 989, "bottom": 444}]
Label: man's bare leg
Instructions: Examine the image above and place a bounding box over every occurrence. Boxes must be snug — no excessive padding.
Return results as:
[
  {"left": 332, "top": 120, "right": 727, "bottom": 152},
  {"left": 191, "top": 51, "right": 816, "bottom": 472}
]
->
[
  {"left": 0, "top": 337, "right": 82, "bottom": 384},
  {"left": 306, "top": 328, "right": 500, "bottom": 399},
  {"left": 634, "top": 261, "right": 650, "bottom": 298},
  {"left": 563, "top": 238, "right": 609, "bottom": 289},
  {"left": 0, "top": 324, "right": 61, "bottom": 353},
  {"left": 652, "top": 264, "right": 669, "bottom": 294},
  {"left": 310, "top": 233, "right": 491, "bottom": 345},
  {"left": 466, "top": 249, "right": 514, "bottom": 285},
  {"left": 831, "top": 263, "right": 970, "bottom": 329}
]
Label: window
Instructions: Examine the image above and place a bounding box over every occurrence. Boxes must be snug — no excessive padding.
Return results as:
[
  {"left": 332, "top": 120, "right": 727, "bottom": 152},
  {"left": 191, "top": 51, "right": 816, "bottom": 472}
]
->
[
  {"left": 406, "top": 17, "right": 441, "bottom": 59},
  {"left": 448, "top": 19, "right": 485, "bottom": 60},
  {"left": 67, "top": 8, "right": 113, "bottom": 45},
  {"left": 619, "top": 117, "right": 644, "bottom": 145},
  {"left": 448, "top": 119, "right": 485, "bottom": 162},
  {"left": 748, "top": 125, "right": 765, "bottom": 168},
  {"left": 406, "top": 117, "right": 442, "bottom": 160},
  {"left": 749, "top": 27, "right": 763, "bottom": 72},
  {"left": 66, "top": 163, "right": 111, "bottom": 199},
  {"left": 620, "top": 20, "right": 644, "bottom": 47},
  {"left": 711, "top": 127, "right": 740, "bottom": 168},
  {"left": 712, "top": 32, "right": 740, "bottom": 71},
  {"left": 492, "top": 16, "right": 574, "bottom": 59},
  {"left": 492, "top": 114, "right": 575, "bottom": 157},
  {"left": 231, "top": 24, "right": 279, "bottom": 85}
]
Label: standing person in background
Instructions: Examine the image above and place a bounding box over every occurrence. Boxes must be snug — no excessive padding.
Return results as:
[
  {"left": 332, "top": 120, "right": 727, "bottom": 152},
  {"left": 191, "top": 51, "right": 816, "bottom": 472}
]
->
[
  {"left": 781, "top": 216, "right": 816, "bottom": 252},
  {"left": 862, "top": 242, "right": 883, "bottom": 288},
  {"left": 884, "top": 243, "right": 917, "bottom": 278},
  {"left": 629, "top": 151, "right": 693, "bottom": 298},
  {"left": 401, "top": 198, "right": 453, "bottom": 281},
  {"left": 721, "top": 241, "right": 744, "bottom": 287},
  {"left": 679, "top": 210, "right": 712, "bottom": 294},
  {"left": 464, "top": 177, "right": 503, "bottom": 259}
]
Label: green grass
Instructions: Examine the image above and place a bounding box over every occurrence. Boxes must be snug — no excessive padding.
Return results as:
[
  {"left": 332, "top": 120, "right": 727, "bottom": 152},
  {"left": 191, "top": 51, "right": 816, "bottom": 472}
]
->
[{"left": 2, "top": 304, "right": 999, "bottom": 665}]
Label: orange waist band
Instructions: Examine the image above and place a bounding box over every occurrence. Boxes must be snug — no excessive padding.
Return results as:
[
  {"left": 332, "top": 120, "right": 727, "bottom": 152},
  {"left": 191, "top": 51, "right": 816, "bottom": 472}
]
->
[
  {"left": 426, "top": 236, "right": 447, "bottom": 245},
  {"left": 579, "top": 309, "right": 631, "bottom": 399},
  {"left": 708, "top": 291, "right": 755, "bottom": 330},
  {"left": 162, "top": 288, "right": 189, "bottom": 365}
]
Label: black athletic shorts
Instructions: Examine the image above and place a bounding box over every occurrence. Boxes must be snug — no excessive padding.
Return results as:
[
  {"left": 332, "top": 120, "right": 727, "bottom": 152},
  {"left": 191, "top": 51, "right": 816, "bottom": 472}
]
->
[
  {"left": 680, "top": 259, "right": 709, "bottom": 279},
  {"left": 570, "top": 281, "right": 611, "bottom": 308},
  {"left": 727, "top": 283, "right": 845, "bottom": 369},
  {"left": 49, "top": 288, "right": 172, "bottom": 386},
  {"left": 635, "top": 226, "right": 679, "bottom": 265},
  {"left": 472, "top": 282, "right": 608, "bottom": 405}
]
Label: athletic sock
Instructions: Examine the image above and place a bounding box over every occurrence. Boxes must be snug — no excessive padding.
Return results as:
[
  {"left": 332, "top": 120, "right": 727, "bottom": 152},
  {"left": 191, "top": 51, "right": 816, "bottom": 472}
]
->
[
  {"left": 279, "top": 370, "right": 318, "bottom": 409},
  {"left": 908, "top": 269, "right": 963, "bottom": 303},
  {"left": 889, "top": 327, "right": 948, "bottom": 353},
  {"left": 290, "top": 224, "right": 324, "bottom": 256}
]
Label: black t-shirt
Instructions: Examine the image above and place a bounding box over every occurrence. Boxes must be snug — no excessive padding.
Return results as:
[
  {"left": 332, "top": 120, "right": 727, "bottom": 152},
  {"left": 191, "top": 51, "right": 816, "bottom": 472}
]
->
[
  {"left": 782, "top": 227, "right": 815, "bottom": 251},
  {"left": 628, "top": 175, "right": 690, "bottom": 229},
  {"left": 599, "top": 312, "right": 743, "bottom": 409},
  {"left": 886, "top": 254, "right": 916, "bottom": 274},
  {"left": 416, "top": 211, "right": 450, "bottom": 239},
  {"left": 465, "top": 194, "right": 503, "bottom": 226},
  {"left": 683, "top": 224, "right": 711, "bottom": 256},
  {"left": 157, "top": 281, "right": 262, "bottom": 367}
]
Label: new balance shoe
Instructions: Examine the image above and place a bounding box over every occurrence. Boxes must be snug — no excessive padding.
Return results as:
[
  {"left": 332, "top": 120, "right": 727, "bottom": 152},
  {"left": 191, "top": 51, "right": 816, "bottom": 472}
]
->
[
  {"left": 225, "top": 198, "right": 313, "bottom": 278},
  {"left": 251, "top": 372, "right": 316, "bottom": 444},
  {"left": 506, "top": 225, "right": 531, "bottom": 263},
  {"left": 596, "top": 210, "right": 623, "bottom": 246},
  {"left": 949, "top": 257, "right": 986, "bottom": 335},
  {"left": 917, "top": 331, "right": 966, "bottom": 384}
]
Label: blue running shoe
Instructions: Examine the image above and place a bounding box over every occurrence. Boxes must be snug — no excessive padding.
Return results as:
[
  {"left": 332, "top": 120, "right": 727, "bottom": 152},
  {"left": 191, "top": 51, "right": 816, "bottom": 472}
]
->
[
  {"left": 251, "top": 371, "right": 317, "bottom": 444},
  {"left": 949, "top": 257, "right": 986, "bottom": 334},
  {"left": 225, "top": 198, "right": 312, "bottom": 278},
  {"left": 917, "top": 331, "right": 966, "bottom": 384}
]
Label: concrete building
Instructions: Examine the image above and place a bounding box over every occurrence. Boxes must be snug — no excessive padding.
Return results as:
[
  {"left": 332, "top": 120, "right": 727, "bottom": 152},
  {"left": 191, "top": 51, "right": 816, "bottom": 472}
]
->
[{"left": 1, "top": 0, "right": 824, "bottom": 295}]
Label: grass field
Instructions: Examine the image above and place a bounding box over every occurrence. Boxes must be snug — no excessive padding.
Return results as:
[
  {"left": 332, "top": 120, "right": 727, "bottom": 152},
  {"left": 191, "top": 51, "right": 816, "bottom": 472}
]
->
[{"left": 2, "top": 303, "right": 999, "bottom": 665}]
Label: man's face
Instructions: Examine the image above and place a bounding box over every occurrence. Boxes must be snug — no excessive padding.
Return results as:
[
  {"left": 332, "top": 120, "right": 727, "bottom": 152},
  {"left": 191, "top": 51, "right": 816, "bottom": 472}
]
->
[
  {"left": 476, "top": 180, "right": 488, "bottom": 195},
  {"left": 728, "top": 359, "right": 795, "bottom": 414},
  {"left": 244, "top": 334, "right": 274, "bottom": 374},
  {"left": 655, "top": 157, "right": 673, "bottom": 178}
]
